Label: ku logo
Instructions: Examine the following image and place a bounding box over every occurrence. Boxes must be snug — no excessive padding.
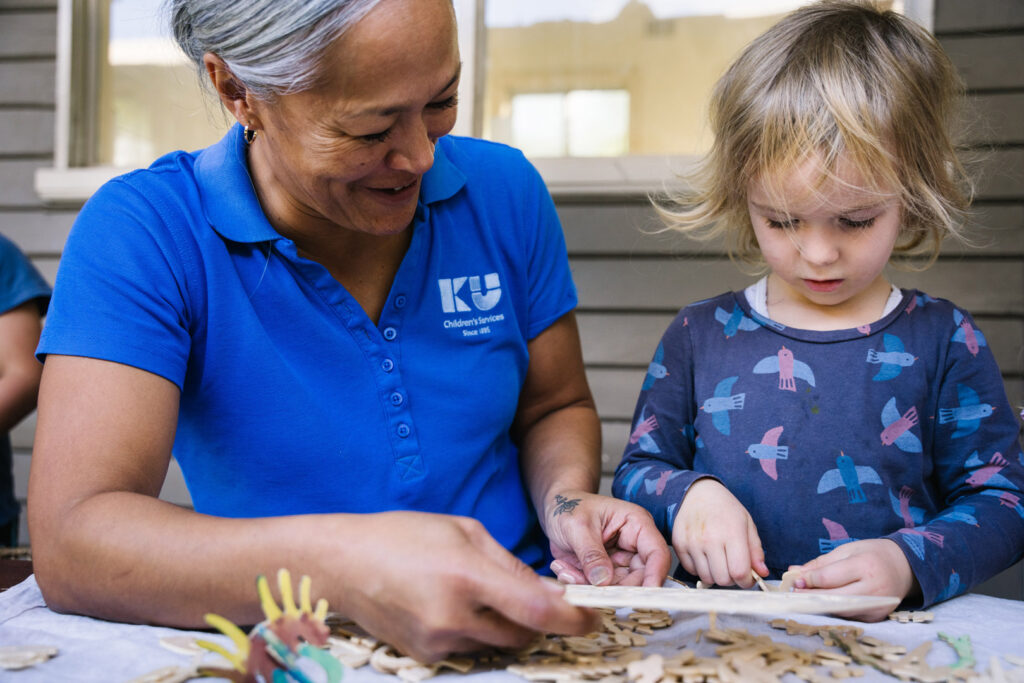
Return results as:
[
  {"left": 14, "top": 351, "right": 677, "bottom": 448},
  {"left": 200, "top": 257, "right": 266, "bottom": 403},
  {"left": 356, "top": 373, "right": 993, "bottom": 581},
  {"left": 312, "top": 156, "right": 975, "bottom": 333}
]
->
[{"left": 438, "top": 273, "right": 502, "bottom": 313}]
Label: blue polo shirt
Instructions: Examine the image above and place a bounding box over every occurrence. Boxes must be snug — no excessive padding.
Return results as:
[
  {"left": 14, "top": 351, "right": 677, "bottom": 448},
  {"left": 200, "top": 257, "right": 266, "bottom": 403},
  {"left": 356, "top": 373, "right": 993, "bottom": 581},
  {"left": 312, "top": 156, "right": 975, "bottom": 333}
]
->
[{"left": 38, "top": 125, "right": 577, "bottom": 569}]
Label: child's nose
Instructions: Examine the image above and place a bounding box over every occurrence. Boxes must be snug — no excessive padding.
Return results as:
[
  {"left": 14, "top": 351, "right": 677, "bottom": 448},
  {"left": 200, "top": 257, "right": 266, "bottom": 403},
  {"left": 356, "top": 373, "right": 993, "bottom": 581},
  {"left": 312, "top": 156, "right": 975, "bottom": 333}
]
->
[{"left": 798, "top": 229, "right": 840, "bottom": 266}]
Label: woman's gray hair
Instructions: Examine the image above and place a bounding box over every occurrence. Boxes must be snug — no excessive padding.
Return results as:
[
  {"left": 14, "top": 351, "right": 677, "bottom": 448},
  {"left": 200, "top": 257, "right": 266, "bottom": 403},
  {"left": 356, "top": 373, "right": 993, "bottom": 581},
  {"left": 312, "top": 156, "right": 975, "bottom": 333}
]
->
[{"left": 166, "top": 0, "right": 385, "bottom": 98}]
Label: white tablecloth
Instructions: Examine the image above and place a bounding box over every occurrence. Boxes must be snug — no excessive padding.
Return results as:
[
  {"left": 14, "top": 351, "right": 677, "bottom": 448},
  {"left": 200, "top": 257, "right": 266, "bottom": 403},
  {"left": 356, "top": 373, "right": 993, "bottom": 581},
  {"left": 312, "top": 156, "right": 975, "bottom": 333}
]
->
[{"left": 2, "top": 575, "right": 1023, "bottom": 682}]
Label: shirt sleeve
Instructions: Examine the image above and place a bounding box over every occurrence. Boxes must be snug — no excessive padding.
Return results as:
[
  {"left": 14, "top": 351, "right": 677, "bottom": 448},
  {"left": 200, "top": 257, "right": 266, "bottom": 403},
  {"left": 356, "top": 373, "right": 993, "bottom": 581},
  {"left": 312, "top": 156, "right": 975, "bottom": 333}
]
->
[
  {"left": 36, "top": 177, "right": 195, "bottom": 389},
  {"left": 517, "top": 155, "right": 578, "bottom": 340},
  {"left": 887, "top": 308, "right": 1024, "bottom": 608},
  {"left": 612, "top": 309, "right": 716, "bottom": 539},
  {"left": 0, "top": 234, "right": 51, "bottom": 315}
]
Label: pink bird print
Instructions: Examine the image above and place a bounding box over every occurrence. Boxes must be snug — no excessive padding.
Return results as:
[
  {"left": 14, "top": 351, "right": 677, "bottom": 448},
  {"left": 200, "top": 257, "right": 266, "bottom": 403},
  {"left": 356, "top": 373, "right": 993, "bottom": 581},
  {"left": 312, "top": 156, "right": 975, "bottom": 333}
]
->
[
  {"left": 880, "top": 404, "right": 919, "bottom": 447},
  {"left": 966, "top": 451, "right": 1009, "bottom": 487},
  {"left": 746, "top": 426, "right": 788, "bottom": 480},
  {"left": 857, "top": 324, "right": 871, "bottom": 335},
  {"left": 898, "top": 486, "right": 917, "bottom": 528},
  {"left": 753, "top": 345, "right": 815, "bottom": 392},
  {"left": 630, "top": 411, "right": 657, "bottom": 443},
  {"left": 996, "top": 491, "right": 1020, "bottom": 508},
  {"left": 951, "top": 310, "right": 987, "bottom": 357},
  {"left": 899, "top": 527, "right": 944, "bottom": 560},
  {"left": 653, "top": 470, "right": 674, "bottom": 496}
]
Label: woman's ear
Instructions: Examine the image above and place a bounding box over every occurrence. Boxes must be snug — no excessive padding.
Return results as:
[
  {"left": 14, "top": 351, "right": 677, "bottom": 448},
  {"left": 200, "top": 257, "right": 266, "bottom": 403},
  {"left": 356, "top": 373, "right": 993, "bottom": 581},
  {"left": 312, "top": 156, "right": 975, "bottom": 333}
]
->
[{"left": 203, "top": 53, "right": 260, "bottom": 130}]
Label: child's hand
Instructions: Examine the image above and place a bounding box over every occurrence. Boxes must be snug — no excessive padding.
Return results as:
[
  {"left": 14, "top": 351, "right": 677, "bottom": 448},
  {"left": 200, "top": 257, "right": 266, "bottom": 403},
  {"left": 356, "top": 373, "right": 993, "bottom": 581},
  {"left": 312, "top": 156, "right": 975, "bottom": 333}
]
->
[
  {"left": 672, "top": 478, "right": 768, "bottom": 588},
  {"left": 788, "top": 538, "right": 917, "bottom": 621}
]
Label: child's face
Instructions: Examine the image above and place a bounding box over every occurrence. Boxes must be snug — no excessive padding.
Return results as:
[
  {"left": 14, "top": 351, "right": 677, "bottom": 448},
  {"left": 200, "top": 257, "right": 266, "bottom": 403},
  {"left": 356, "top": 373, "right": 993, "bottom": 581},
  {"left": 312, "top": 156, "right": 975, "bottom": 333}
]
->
[{"left": 747, "top": 155, "right": 902, "bottom": 327}]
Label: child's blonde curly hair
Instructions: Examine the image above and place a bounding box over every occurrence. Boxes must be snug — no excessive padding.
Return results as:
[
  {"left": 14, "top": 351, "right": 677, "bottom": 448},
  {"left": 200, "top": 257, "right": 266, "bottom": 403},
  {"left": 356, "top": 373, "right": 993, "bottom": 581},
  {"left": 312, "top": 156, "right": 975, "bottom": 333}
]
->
[{"left": 657, "top": 0, "right": 972, "bottom": 270}]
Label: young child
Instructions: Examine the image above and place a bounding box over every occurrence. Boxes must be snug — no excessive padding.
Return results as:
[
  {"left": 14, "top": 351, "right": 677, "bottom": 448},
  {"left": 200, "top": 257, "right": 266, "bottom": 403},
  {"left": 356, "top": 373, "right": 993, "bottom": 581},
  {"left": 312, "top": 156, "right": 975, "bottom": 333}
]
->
[{"left": 612, "top": 0, "right": 1024, "bottom": 619}]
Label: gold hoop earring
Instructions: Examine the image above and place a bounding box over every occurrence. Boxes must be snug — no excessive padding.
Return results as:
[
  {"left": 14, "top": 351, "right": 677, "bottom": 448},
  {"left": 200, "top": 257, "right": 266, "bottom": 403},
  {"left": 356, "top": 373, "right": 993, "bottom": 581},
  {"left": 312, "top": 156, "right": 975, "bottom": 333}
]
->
[{"left": 244, "top": 125, "right": 257, "bottom": 145}]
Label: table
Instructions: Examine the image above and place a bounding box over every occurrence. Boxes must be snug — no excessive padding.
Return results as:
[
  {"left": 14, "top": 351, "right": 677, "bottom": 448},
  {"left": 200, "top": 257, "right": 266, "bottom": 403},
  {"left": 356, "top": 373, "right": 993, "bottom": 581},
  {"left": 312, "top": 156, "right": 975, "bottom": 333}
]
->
[{"left": 1, "top": 574, "right": 1023, "bottom": 682}]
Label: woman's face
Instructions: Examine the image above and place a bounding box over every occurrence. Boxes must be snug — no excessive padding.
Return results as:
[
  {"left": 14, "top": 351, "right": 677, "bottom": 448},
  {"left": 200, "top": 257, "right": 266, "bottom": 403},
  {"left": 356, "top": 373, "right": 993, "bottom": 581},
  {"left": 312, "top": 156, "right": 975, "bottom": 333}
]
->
[{"left": 247, "top": 0, "right": 460, "bottom": 241}]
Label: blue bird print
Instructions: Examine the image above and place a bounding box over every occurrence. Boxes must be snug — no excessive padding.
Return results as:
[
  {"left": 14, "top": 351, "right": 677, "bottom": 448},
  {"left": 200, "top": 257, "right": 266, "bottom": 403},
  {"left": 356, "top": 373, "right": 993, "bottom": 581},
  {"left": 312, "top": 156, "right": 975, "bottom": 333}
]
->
[
  {"left": 939, "top": 384, "right": 995, "bottom": 439},
  {"left": 819, "top": 518, "right": 858, "bottom": 554},
  {"left": 866, "top": 334, "right": 916, "bottom": 381},
  {"left": 619, "top": 465, "right": 652, "bottom": 502},
  {"left": 934, "top": 504, "right": 979, "bottom": 527},
  {"left": 642, "top": 343, "right": 669, "bottom": 390},
  {"left": 937, "top": 570, "right": 961, "bottom": 601},
  {"left": 715, "top": 306, "right": 760, "bottom": 338},
  {"left": 817, "top": 452, "right": 883, "bottom": 503},
  {"left": 701, "top": 376, "right": 746, "bottom": 435}
]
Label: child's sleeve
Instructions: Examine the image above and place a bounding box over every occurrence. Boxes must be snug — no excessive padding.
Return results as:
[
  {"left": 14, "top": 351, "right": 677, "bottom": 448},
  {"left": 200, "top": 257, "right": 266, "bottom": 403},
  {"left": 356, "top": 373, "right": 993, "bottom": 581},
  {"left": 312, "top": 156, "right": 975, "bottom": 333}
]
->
[
  {"left": 612, "top": 310, "right": 715, "bottom": 540},
  {"left": 887, "top": 309, "right": 1024, "bottom": 608}
]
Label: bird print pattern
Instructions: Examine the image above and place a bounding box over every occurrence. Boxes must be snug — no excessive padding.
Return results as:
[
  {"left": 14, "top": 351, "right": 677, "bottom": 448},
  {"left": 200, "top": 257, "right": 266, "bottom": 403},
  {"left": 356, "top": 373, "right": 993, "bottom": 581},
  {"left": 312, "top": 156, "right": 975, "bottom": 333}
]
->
[
  {"left": 715, "top": 306, "right": 760, "bottom": 338},
  {"left": 866, "top": 333, "right": 915, "bottom": 381},
  {"left": 746, "top": 426, "right": 788, "bottom": 480},
  {"left": 819, "top": 518, "right": 858, "bottom": 554},
  {"left": 630, "top": 406, "right": 661, "bottom": 454},
  {"left": 939, "top": 384, "right": 994, "bottom": 439},
  {"left": 817, "top": 453, "right": 883, "bottom": 503},
  {"left": 613, "top": 289, "right": 1024, "bottom": 609},
  {"left": 951, "top": 309, "right": 987, "bottom": 357},
  {"left": 642, "top": 343, "right": 668, "bottom": 390},
  {"left": 701, "top": 376, "right": 745, "bottom": 435},
  {"left": 753, "top": 345, "right": 816, "bottom": 391},
  {"left": 879, "top": 397, "right": 922, "bottom": 452}
]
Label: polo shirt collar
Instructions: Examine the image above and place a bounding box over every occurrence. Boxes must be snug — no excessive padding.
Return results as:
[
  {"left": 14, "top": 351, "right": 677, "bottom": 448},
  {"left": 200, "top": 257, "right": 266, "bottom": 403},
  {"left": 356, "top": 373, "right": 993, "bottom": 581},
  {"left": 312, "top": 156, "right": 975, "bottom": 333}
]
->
[{"left": 193, "top": 124, "right": 467, "bottom": 244}]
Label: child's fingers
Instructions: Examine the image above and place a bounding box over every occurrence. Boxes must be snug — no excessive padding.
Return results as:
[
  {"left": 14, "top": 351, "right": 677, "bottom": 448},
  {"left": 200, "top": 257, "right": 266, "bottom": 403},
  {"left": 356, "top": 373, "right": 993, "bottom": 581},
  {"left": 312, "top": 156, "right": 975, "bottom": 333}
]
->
[
  {"left": 746, "top": 519, "right": 769, "bottom": 577},
  {"left": 687, "top": 551, "right": 715, "bottom": 587},
  {"left": 799, "top": 556, "right": 860, "bottom": 591},
  {"left": 723, "top": 538, "right": 755, "bottom": 587}
]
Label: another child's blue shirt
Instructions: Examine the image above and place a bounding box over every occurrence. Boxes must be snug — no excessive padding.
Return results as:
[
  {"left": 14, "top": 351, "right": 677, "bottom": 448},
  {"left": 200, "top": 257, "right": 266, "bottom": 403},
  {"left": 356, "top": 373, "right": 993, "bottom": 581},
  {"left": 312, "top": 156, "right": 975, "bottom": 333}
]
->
[
  {"left": 614, "top": 289, "right": 1024, "bottom": 607},
  {"left": 38, "top": 126, "right": 577, "bottom": 570},
  {"left": 0, "top": 233, "right": 51, "bottom": 529}
]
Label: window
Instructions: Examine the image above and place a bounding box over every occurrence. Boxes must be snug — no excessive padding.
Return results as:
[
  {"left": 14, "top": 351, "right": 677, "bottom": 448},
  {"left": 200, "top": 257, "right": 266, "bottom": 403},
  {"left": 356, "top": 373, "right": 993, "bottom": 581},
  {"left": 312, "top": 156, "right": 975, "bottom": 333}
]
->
[
  {"left": 506, "top": 90, "right": 631, "bottom": 158},
  {"left": 37, "top": 0, "right": 932, "bottom": 202}
]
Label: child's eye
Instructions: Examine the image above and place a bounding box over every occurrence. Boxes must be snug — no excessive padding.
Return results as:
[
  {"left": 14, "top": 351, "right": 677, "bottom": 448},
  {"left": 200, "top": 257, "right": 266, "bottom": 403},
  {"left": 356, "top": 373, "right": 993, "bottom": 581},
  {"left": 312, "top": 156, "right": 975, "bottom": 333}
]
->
[
  {"left": 839, "top": 216, "right": 876, "bottom": 229},
  {"left": 766, "top": 218, "right": 796, "bottom": 229},
  {"left": 429, "top": 95, "right": 459, "bottom": 110}
]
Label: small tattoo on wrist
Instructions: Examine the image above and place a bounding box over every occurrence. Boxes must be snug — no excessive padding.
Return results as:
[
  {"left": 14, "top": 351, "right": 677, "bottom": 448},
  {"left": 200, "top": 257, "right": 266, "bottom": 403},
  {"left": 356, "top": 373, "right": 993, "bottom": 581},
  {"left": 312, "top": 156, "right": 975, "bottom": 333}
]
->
[{"left": 552, "top": 494, "right": 581, "bottom": 516}]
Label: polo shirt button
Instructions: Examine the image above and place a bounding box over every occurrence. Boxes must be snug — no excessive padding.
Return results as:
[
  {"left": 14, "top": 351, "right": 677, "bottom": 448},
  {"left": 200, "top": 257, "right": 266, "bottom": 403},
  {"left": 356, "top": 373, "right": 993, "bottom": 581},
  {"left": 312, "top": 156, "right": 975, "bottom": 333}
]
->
[
  {"left": 390, "top": 391, "right": 404, "bottom": 406},
  {"left": 397, "top": 423, "right": 411, "bottom": 438},
  {"left": 381, "top": 358, "right": 395, "bottom": 372},
  {"left": 395, "top": 295, "right": 407, "bottom": 309},
  {"left": 383, "top": 326, "right": 398, "bottom": 341}
]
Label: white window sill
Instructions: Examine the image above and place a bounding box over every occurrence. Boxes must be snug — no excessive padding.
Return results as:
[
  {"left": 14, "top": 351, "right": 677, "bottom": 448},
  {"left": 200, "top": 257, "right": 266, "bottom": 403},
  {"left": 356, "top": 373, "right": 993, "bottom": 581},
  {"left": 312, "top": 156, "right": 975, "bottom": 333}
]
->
[{"left": 34, "top": 156, "right": 697, "bottom": 207}]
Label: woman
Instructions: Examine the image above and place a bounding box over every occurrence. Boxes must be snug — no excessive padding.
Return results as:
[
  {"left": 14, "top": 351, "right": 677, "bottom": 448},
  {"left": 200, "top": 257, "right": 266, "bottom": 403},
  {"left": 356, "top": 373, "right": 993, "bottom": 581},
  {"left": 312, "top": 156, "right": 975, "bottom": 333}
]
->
[{"left": 28, "top": 0, "right": 669, "bottom": 662}]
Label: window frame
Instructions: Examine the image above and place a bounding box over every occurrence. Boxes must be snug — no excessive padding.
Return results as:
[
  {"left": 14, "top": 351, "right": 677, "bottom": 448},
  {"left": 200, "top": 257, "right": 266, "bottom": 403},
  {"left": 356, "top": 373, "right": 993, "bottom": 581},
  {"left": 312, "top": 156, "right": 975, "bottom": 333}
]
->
[{"left": 34, "top": 0, "right": 934, "bottom": 204}]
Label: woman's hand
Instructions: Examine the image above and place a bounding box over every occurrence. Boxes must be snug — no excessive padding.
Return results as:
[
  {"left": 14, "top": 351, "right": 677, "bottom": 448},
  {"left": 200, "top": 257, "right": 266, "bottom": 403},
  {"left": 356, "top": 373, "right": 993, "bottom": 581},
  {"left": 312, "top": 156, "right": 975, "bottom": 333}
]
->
[
  {"left": 672, "top": 478, "right": 767, "bottom": 588},
  {"left": 335, "top": 511, "right": 600, "bottom": 663},
  {"left": 785, "top": 538, "right": 916, "bottom": 622},
  {"left": 544, "top": 490, "right": 671, "bottom": 588}
]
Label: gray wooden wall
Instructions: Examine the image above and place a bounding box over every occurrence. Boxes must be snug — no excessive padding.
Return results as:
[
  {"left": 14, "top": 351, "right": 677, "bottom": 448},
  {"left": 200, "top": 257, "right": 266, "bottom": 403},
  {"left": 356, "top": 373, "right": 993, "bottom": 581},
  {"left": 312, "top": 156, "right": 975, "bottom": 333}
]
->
[{"left": 1, "top": 0, "right": 1022, "bottom": 599}]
